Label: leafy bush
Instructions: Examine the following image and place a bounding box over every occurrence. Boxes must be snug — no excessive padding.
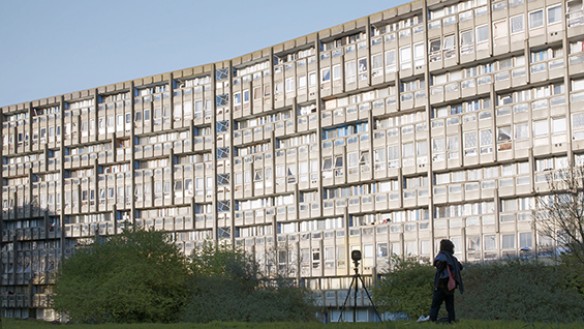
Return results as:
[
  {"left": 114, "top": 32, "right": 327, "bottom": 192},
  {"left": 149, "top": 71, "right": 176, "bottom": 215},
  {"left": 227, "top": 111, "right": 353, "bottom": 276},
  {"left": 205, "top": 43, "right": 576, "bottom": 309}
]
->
[
  {"left": 52, "top": 229, "right": 189, "bottom": 323},
  {"left": 182, "top": 245, "right": 315, "bottom": 323},
  {"left": 458, "top": 260, "right": 584, "bottom": 322},
  {"left": 54, "top": 234, "right": 314, "bottom": 324},
  {"left": 373, "top": 256, "right": 584, "bottom": 323},
  {"left": 560, "top": 253, "right": 584, "bottom": 296},
  {"left": 373, "top": 256, "right": 434, "bottom": 318}
]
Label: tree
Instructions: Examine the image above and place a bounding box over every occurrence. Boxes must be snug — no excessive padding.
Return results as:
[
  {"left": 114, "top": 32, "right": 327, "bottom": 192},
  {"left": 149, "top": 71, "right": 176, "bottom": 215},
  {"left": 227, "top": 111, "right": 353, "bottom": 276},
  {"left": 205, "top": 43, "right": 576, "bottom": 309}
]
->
[
  {"left": 373, "top": 256, "right": 434, "bottom": 319},
  {"left": 182, "top": 243, "right": 315, "bottom": 323},
  {"left": 52, "top": 228, "right": 189, "bottom": 323},
  {"left": 535, "top": 166, "right": 584, "bottom": 266}
]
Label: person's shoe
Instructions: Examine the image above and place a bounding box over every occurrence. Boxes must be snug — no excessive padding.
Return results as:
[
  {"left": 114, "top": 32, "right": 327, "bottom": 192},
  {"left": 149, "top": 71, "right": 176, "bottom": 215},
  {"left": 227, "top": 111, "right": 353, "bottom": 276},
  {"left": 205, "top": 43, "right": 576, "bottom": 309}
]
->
[{"left": 417, "top": 315, "right": 430, "bottom": 322}]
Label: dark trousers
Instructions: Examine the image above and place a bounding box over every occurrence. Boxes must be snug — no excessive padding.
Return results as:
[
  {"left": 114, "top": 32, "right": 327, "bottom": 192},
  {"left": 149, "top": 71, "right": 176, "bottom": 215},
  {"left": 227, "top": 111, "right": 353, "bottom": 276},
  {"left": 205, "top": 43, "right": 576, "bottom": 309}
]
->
[{"left": 429, "top": 286, "right": 455, "bottom": 323}]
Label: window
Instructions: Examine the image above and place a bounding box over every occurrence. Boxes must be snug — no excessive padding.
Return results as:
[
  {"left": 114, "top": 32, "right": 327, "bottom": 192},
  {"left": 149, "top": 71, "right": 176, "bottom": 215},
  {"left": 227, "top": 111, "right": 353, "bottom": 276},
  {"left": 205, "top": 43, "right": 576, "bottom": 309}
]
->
[
  {"left": 567, "top": 0, "right": 583, "bottom": 27},
  {"left": 480, "top": 129, "right": 493, "bottom": 154},
  {"left": 402, "top": 142, "right": 414, "bottom": 159},
  {"left": 429, "top": 39, "right": 441, "bottom": 52},
  {"left": 547, "top": 5, "right": 562, "bottom": 25},
  {"left": 443, "top": 35, "right": 455, "bottom": 58},
  {"left": 502, "top": 234, "right": 516, "bottom": 249},
  {"left": 484, "top": 235, "right": 496, "bottom": 250},
  {"left": 332, "top": 64, "right": 342, "bottom": 81},
  {"left": 385, "top": 50, "right": 396, "bottom": 72},
  {"left": 552, "top": 117, "right": 566, "bottom": 134},
  {"left": 529, "top": 10, "right": 544, "bottom": 29},
  {"left": 233, "top": 92, "right": 241, "bottom": 105},
  {"left": 572, "top": 113, "right": 584, "bottom": 140},
  {"left": 322, "top": 157, "right": 332, "bottom": 170},
  {"left": 298, "top": 75, "right": 307, "bottom": 89},
  {"left": 519, "top": 232, "right": 532, "bottom": 249},
  {"left": 573, "top": 77, "right": 584, "bottom": 91},
  {"left": 570, "top": 40, "right": 584, "bottom": 56},
  {"left": 285, "top": 77, "right": 295, "bottom": 93},
  {"left": 510, "top": 15, "right": 524, "bottom": 34},
  {"left": 515, "top": 122, "right": 529, "bottom": 140},
  {"left": 309, "top": 72, "right": 317, "bottom": 87},
  {"left": 253, "top": 169, "right": 263, "bottom": 182},
  {"left": 460, "top": 30, "right": 473, "bottom": 54},
  {"left": 358, "top": 57, "right": 368, "bottom": 81},
  {"left": 345, "top": 60, "right": 356, "bottom": 84},
  {"left": 492, "top": 0, "right": 506, "bottom": 12},
  {"left": 400, "top": 46, "right": 411, "bottom": 70},
  {"left": 530, "top": 49, "right": 549, "bottom": 63},
  {"left": 497, "top": 126, "right": 512, "bottom": 149},
  {"left": 243, "top": 89, "right": 250, "bottom": 103},
  {"left": 312, "top": 248, "right": 320, "bottom": 268},
  {"left": 533, "top": 120, "right": 549, "bottom": 137},
  {"left": 464, "top": 131, "right": 478, "bottom": 156},
  {"left": 371, "top": 54, "right": 383, "bottom": 77},
  {"left": 476, "top": 25, "right": 489, "bottom": 43},
  {"left": 321, "top": 68, "right": 331, "bottom": 82},
  {"left": 377, "top": 243, "right": 388, "bottom": 257},
  {"left": 414, "top": 43, "right": 425, "bottom": 67}
]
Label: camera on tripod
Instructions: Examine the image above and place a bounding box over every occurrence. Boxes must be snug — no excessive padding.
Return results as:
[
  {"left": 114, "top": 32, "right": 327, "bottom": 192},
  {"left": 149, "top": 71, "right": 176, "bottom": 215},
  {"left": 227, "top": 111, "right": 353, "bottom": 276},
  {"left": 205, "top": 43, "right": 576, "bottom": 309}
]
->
[
  {"left": 351, "top": 249, "right": 362, "bottom": 267},
  {"left": 338, "top": 249, "right": 382, "bottom": 322}
]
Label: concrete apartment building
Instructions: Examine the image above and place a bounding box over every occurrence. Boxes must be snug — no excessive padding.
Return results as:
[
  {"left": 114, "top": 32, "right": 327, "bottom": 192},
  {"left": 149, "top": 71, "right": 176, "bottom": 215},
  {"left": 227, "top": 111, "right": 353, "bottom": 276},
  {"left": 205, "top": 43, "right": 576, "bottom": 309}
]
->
[{"left": 2, "top": 0, "right": 584, "bottom": 321}]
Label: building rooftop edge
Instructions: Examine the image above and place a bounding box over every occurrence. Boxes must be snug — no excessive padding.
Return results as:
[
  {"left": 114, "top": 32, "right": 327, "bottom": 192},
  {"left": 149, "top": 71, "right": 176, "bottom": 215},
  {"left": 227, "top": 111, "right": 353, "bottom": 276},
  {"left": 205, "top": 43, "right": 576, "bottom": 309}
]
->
[{"left": 0, "top": 0, "right": 423, "bottom": 111}]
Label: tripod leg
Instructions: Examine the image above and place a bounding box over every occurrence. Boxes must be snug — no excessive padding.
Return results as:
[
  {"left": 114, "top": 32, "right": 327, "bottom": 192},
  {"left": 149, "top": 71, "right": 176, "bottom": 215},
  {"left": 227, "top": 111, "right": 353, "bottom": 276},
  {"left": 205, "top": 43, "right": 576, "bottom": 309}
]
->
[
  {"left": 337, "top": 275, "right": 358, "bottom": 322},
  {"left": 357, "top": 274, "right": 383, "bottom": 322}
]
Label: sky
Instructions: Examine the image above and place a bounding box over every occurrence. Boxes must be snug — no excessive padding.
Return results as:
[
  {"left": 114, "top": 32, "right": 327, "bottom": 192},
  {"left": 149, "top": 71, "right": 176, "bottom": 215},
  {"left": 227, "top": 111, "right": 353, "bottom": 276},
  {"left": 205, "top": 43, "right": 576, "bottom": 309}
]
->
[{"left": 0, "top": 0, "right": 408, "bottom": 107}]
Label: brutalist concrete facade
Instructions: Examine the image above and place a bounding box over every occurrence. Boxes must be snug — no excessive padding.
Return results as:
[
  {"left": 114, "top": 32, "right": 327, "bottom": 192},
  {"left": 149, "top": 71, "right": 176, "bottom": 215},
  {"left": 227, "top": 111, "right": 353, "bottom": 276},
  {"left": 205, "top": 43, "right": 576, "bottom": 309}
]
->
[{"left": 2, "top": 0, "right": 584, "bottom": 321}]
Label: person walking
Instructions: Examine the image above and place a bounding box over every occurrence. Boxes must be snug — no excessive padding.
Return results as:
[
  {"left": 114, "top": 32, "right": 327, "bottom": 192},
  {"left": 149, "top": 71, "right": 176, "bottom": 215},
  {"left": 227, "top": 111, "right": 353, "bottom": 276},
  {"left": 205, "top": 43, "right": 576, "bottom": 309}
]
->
[{"left": 418, "top": 239, "right": 464, "bottom": 323}]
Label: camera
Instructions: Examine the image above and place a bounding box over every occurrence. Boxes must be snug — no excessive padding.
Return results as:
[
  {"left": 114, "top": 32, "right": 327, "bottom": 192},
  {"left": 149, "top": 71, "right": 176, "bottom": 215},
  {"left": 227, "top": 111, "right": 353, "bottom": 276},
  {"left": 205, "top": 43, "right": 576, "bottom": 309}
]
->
[{"left": 351, "top": 249, "right": 362, "bottom": 262}]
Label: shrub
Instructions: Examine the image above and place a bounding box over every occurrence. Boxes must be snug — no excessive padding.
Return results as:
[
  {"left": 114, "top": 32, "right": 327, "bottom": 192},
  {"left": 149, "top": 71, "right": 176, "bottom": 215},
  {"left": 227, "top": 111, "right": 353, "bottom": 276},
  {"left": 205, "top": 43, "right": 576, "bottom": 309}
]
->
[
  {"left": 181, "top": 245, "right": 315, "bottom": 323},
  {"left": 457, "top": 260, "right": 584, "bottom": 322},
  {"left": 373, "top": 256, "right": 434, "bottom": 318},
  {"left": 52, "top": 229, "right": 189, "bottom": 323}
]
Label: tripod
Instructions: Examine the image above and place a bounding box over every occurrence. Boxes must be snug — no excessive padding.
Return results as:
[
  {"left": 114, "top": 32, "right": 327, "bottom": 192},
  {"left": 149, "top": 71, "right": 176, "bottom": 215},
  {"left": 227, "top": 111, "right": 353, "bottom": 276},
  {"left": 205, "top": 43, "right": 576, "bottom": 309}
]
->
[{"left": 337, "top": 251, "right": 382, "bottom": 322}]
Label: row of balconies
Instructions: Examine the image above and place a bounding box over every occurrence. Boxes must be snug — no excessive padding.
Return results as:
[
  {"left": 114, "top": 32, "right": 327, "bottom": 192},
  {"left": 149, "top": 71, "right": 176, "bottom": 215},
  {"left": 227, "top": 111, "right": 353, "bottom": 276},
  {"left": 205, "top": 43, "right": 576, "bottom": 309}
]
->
[
  {"left": 63, "top": 221, "right": 116, "bottom": 238},
  {"left": 1, "top": 227, "right": 59, "bottom": 243},
  {"left": 231, "top": 116, "right": 315, "bottom": 149},
  {"left": 321, "top": 106, "right": 371, "bottom": 129},
  {"left": 4, "top": 106, "right": 571, "bottom": 177},
  {"left": 1, "top": 204, "right": 57, "bottom": 220},
  {"left": 0, "top": 170, "right": 561, "bottom": 221},
  {"left": 2, "top": 145, "right": 568, "bottom": 199},
  {"left": 1, "top": 218, "right": 537, "bottom": 260},
  {"left": 3, "top": 90, "right": 580, "bottom": 177},
  {"left": 2, "top": 82, "right": 580, "bottom": 175}
]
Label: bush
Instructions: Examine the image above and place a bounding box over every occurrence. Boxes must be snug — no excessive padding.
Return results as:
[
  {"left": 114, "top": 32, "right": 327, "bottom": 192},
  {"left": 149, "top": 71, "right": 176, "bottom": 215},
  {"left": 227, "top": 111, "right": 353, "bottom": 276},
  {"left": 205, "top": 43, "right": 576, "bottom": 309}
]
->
[
  {"left": 52, "top": 229, "right": 189, "bottom": 323},
  {"left": 560, "top": 253, "right": 584, "bottom": 296},
  {"left": 181, "top": 245, "right": 315, "bottom": 323},
  {"left": 54, "top": 235, "right": 314, "bottom": 323},
  {"left": 457, "top": 260, "right": 584, "bottom": 322},
  {"left": 373, "top": 257, "right": 584, "bottom": 323},
  {"left": 373, "top": 257, "right": 434, "bottom": 319}
]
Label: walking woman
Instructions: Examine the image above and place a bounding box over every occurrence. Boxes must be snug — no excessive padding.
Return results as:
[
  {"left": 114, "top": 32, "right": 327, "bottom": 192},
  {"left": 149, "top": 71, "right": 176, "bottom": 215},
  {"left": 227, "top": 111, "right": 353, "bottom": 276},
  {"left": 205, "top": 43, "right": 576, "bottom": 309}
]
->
[{"left": 420, "top": 239, "right": 464, "bottom": 323}]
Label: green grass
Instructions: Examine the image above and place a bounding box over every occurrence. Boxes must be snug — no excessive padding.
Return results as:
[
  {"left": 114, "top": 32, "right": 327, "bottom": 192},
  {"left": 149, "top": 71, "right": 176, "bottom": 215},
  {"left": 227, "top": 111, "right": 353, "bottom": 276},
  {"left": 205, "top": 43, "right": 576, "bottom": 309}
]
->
[{"left": 2, "top": 319, "right": 584, "bottom": 329}]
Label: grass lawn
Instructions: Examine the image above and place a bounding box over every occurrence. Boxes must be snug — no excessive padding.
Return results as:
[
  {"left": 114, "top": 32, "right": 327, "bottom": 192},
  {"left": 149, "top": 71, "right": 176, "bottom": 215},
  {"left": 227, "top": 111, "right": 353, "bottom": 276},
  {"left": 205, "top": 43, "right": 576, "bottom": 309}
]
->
[{"left": 2, "top": 319, "right": 583, "bottom": 329}]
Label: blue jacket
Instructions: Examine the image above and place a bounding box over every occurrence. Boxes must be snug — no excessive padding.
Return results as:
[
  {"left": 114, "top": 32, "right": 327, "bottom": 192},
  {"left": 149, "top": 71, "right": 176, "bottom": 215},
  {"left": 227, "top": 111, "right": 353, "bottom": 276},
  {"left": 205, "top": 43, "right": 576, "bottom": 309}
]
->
[{"left": 433, "top": 250, "right": 464, "bottom": 294}]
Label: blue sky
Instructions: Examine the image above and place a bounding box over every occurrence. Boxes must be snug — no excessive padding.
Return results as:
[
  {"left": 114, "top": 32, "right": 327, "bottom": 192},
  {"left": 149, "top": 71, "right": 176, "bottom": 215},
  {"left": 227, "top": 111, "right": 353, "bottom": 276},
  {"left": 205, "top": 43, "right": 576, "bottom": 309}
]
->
[{"left": 0, "top": 1, "right": 407, "bottom": 107}]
